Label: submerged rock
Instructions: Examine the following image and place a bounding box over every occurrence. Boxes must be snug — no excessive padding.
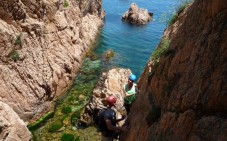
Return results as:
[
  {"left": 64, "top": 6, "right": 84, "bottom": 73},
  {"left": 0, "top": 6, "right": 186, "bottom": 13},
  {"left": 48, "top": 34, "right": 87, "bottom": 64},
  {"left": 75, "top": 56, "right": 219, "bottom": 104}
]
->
[{"left": 122, "top": 3, "right": 153, "bottom": 25}]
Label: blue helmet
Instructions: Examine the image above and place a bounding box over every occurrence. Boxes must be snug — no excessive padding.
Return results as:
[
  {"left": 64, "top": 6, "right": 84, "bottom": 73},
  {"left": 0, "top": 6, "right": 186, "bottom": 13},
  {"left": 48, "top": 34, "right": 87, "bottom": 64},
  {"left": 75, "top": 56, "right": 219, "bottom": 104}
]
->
[{"left": 129, "top": 74, "right": 136, "bottom": 82}]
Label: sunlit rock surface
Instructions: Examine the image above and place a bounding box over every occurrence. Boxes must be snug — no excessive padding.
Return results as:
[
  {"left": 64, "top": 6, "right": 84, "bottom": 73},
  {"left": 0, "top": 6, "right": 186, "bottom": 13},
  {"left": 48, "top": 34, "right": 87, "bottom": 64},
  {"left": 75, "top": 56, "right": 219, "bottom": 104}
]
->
[
  {"left": 81, "top": 68, "right": 131, "bottom": 125},
  {"left": 0, "top": 101, "right": 31, "bottom": 140},
  {"left": 122, "top": 3, "right": 153, "bottom": 25},
  {"left": 0, "top": 0, "right": 104, "bottom": 122}
]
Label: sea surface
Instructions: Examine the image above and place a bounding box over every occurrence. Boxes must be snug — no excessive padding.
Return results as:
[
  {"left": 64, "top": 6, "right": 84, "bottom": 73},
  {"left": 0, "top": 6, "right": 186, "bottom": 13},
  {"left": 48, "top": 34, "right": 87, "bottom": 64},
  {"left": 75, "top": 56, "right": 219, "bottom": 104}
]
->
[{"left": 95, "top": 0, "right": 188, "bottom": 78}]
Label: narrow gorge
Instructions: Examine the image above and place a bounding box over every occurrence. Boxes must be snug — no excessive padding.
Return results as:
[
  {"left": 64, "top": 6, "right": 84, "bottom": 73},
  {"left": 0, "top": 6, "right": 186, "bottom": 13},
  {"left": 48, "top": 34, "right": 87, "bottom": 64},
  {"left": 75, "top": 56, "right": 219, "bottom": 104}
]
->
[{"left": 0, "top": 0, "right": 226, "bottom": 141}]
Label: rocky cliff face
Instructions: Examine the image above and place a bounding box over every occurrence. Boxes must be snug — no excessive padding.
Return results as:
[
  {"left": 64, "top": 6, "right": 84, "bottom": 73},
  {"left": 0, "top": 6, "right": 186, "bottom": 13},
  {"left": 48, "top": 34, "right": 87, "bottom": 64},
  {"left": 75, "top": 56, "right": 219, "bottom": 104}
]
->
[
  {"left": 0, "top": 0, "right": 104, "bottom": 122},
  {"left": 123, "top": 0, "right": 227, "bottom": 141},
  {"left": 0, "top": 101, "right": 31, "bottom": 141}
]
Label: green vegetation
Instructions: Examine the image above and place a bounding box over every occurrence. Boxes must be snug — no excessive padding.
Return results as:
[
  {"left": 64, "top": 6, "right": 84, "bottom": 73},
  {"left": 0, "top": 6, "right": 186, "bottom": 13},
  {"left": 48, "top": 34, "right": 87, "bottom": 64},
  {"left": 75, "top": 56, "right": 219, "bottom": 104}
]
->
[
  {"left": 61, "top": 134, "right": 75, "bottom": 141},
  {"left": 15, "top": 33, "right": 23, "bottom": 46},
  {"left": 71, "top": 111, "right": 81, "bottom": 126},
  {"left": 168, "top": 1, "right": 191, "bottom": 25},
  {"left": 28, "top": 111, "right": 54, "bottom": 131},
  {"left": 32, "top": 59, "right": 102, "bottom": 140},
  {"left": 150, "top": 38, "right": 171, "bottom": 62},
  {"left": 10, "top": 50, "right": 20, "bottom": 62},
  {"left": 62, "top": 106, "right": 72, "bottom": 114},
  {"left": 48, "top": 120, "right": 63, "bottom": 132},
  {"left": 63, "top": 0, "right": 69, "bottom": 8},
  {"left": 168, "top": 14, "right": 178, "bottom": 25}
]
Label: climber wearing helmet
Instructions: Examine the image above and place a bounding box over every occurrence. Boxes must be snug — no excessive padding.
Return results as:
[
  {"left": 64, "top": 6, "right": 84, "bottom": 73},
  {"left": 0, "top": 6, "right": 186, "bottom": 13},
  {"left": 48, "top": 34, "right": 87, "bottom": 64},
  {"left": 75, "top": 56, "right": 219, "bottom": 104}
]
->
[
  {"left": 100, "top": 95, "right": 128, "bottom": 141},
  {"left": 124, "top": 74, "right": 137, "bottom": 114}
]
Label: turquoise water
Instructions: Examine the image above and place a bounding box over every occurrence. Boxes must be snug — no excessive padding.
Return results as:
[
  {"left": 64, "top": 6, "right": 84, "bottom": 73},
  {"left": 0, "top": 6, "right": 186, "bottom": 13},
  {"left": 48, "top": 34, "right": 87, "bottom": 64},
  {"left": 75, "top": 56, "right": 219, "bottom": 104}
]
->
[{"left": 95, "top": 0, "right": 187, "bottom": 78}]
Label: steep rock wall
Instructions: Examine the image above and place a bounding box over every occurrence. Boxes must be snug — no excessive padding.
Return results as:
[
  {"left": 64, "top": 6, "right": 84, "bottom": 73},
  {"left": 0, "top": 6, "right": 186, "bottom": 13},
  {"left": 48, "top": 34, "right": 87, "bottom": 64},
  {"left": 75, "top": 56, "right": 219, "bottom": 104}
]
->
[
  {"left": 123, "top": 0, "right": 227, "bottom": 141},
  {"left": 0, "top": 0, "right": 104, "bottom": 121},
  {"left": 0, "top": 101, "right": 31, "bottom": 140}
]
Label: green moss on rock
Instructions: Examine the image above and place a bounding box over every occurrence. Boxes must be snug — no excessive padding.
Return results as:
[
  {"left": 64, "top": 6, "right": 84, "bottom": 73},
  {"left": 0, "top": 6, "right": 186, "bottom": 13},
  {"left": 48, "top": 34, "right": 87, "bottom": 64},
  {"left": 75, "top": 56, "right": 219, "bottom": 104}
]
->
[
  {"left": 48, "top": 120, "right": 63, "bottom": 133},
  {"left": 61, "top": 133, "right": 74, "bottom": 141},
  {"left": 62, "top": 106, "right": 72, "bottom": 114}
]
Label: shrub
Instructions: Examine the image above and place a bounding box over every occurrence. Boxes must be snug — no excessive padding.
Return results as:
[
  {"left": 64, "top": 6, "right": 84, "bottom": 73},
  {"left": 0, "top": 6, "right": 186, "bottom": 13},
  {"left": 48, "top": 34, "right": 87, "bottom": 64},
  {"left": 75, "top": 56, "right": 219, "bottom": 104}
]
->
[{"left": 10, "top": 50, "right": 19, "bottom": 62}]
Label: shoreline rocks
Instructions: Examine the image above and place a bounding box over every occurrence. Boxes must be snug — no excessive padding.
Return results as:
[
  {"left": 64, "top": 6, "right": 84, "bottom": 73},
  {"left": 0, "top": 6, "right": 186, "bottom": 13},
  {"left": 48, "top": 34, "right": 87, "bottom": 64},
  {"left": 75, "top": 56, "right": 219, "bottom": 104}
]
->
[{"left": 122, "top": 3, "right": 153, "bottom": 25}]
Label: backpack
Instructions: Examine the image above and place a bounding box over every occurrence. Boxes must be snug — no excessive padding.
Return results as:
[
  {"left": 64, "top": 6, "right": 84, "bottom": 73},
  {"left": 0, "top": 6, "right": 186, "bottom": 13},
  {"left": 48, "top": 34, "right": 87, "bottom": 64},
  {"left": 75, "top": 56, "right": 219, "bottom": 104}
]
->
[{"left": 94, "top": 108, "right": 108, "bottom": 131}]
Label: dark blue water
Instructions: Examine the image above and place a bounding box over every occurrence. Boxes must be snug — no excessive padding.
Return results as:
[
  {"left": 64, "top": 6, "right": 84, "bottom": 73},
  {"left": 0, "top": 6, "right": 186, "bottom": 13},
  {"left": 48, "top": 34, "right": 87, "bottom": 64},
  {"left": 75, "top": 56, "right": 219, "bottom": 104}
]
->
[{"left": 95, "top": 0, "right": 187, "bottom": 78}]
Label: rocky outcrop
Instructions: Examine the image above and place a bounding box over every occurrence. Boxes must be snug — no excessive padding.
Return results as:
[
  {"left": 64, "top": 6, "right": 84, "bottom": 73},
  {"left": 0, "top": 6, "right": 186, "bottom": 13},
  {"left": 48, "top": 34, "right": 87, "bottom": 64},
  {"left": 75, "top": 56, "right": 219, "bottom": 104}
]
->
[
  {"left": 0, "top": 101, "right": 31, "bottom": 140},
  {"left": 80, "top": 68, "right": 131, "bottom": 125},
  {"left": 122, "top": 3, "right": 153, "bottom": 25},
  {"left": 122, "top": 0, "right": 227, "bottom": 141},
  {"left": 0, "top": 0, "right": 104, "bottom": 122}
]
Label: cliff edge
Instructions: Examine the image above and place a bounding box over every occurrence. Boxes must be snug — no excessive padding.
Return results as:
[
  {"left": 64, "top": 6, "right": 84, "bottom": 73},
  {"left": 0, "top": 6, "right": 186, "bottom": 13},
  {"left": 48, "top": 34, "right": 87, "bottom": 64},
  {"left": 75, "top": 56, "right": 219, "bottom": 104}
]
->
[{"left": 123, "top": 0, "right": 227, "bottom": 140}]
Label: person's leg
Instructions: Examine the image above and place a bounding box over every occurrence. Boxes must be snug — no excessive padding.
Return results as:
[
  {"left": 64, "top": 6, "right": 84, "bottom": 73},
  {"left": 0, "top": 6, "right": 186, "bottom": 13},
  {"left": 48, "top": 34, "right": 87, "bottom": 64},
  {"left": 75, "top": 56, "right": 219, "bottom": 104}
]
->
[{"left": 124, "top": 103, "right": 131, "bottom": 114}]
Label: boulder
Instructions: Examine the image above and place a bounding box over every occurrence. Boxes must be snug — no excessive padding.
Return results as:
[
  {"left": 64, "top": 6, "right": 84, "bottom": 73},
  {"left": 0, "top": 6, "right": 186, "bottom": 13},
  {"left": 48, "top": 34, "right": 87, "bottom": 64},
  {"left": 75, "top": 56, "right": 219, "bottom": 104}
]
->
[
  {"left": 122, "top": 3, "right": 153, "bottom": 25},
  {"left": 80, "top": 68, "right": 131, "bottom": 125}
]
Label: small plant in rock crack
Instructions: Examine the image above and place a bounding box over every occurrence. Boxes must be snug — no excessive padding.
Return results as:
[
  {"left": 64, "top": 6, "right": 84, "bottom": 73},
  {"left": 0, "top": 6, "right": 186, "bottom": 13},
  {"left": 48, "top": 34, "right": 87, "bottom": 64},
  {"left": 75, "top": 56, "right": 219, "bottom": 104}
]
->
[
  {"left": 150, "top": 38, "right": 171, "bottom": 62},
  {"left": 63, "top": 0, "right": 69, "bottom": 8},
  {"left": 10, "top": 50, "right": 20, "bottom": 62},
  {"left": 168, "top": 1, "right": 191, "bottom": 25},
  {"left": 15, "top": 33, "right": 23, "bottom": 47}
]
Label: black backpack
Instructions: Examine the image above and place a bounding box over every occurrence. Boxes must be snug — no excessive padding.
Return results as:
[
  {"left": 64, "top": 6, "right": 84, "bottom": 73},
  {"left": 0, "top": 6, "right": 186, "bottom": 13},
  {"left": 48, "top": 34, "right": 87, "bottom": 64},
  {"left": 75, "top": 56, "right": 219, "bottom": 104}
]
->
[{"left": 94, "top": 108, "right": 109, "bottom": 131}]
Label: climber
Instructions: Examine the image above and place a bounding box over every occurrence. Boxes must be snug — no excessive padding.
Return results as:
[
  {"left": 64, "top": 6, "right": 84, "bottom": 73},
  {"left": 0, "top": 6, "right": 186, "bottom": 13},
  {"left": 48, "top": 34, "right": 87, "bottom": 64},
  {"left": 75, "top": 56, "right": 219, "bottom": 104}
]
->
[
  {"left": 123, "top": 74, "right": 137, "bottom": 114},
  {"left": 100, "top": 95, "right": 128, "bottom": 141}
]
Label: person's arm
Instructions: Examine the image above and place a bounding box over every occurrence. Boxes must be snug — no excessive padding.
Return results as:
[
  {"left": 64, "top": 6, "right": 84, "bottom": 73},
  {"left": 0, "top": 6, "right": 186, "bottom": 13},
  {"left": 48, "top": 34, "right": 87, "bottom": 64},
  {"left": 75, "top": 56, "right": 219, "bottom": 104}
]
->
[
  {"left": 116, "top": 115, "right": 126, "bottom": 123},
  {"left": 105, "top": 119, "right": 127, "bottom": 132}
]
